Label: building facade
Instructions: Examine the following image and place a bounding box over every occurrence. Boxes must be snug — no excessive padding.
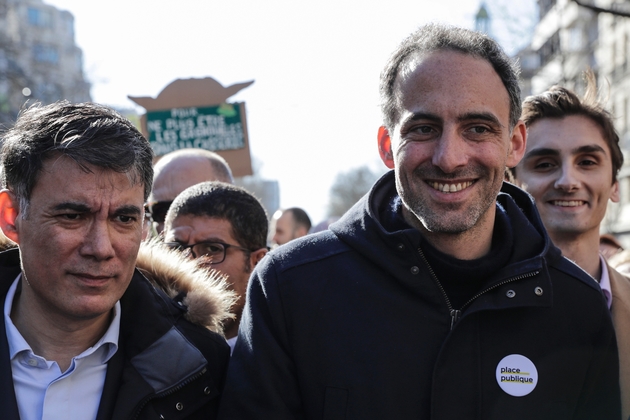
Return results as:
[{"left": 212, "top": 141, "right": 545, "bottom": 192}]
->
[
  {"left": 0, "top": 0, "right": 90, "bottom": 123},
  {"left": 519, "top": 0, "right": 630, "bottom": 245}
]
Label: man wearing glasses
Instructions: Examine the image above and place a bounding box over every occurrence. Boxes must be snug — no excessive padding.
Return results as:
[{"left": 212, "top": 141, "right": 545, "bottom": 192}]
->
[
  {"left": 146, "top": 148, "right": 234, "bottom": 234},
  {"left": 163, "top": 181, "right": 268, "bottom": 352}
]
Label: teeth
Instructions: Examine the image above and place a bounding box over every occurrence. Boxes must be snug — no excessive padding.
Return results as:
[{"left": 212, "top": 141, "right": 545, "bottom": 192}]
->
[
  {"left": 553, "top": 200, "right": 584, "bottom": 207},
  {"left": 430, "top": 181, "right": 473, "bottom": 193}
]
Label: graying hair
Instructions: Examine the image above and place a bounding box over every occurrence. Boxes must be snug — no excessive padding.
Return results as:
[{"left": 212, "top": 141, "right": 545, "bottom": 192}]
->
[
  {"left": 380, "top": 23, "right": 522, "bottom": 132},
  {"left": 1, "top": 101, "right": 154, "bottom": 217}
]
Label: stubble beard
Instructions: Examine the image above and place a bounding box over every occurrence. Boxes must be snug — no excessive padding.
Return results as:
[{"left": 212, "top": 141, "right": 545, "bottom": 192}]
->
[{"left": 397, "top": 164, "right": 500, "bottom": 234}]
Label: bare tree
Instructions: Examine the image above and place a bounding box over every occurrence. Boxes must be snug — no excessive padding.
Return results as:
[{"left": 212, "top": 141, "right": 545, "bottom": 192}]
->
[{"left": 327, "top": 165, "right": 383, "bottom": 217}]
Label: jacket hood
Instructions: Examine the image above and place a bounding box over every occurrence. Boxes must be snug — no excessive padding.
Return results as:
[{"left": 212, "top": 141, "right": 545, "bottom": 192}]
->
[
  {"left": 330, "top": 170, "right": 559, "bottom": 277},
  {"left": 135, "top": 239, "right": 236, "bottom": 335}
]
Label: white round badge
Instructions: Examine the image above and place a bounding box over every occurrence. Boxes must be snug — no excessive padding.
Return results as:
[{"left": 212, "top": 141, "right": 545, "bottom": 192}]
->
[{"left": 495, "top": 354, "right": 538, "bottom": 397}]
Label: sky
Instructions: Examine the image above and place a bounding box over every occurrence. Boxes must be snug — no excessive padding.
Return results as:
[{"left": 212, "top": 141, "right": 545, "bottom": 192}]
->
[{"left": 43, "top": 0, "right": 536, "bottom": 223}]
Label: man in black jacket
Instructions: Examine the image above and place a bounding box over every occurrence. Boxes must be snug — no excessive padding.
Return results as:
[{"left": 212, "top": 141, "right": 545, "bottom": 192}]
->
[
  {"left": 0, "top": 102, "right": 231, "bottom": 419},
  {"left": 219, "top": 24, "right": 621, "bottom": 419}
]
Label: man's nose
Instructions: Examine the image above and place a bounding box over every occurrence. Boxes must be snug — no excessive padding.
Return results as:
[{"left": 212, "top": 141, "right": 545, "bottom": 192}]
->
[
  {"left": 431, "top": 130, "right": 468, "bottom": 173},
  {"left": 80, "top": 220, "right": 116, "bottom": 260},
  {"left": 554, "top": 164, "right": 580, "bottom": 192}
]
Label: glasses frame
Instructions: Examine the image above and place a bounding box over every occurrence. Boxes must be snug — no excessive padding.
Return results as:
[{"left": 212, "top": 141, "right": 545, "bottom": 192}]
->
[
  {"left": 145, "top": 200, "right": 173, "bottom": 224},
  {"left": 165, "top": 240, "right": 252, "bottom": 264}
]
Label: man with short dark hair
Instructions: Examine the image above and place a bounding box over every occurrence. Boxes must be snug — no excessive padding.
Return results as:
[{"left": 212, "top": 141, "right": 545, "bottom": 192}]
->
[
  {"left": 271, "top": 207, "right": 312, "bottom": 246},
  {"left": 219, "top": 24, "right": 620, "bottom": 418},
  {"left": 0, "top": 102, "right": 231, "bottom": 419},
  {"left": 514, "top": 81, "right": 630, "bottom": 418},
  {"left": 147, "top": 148, "right": 234, "bottom": 233},
  {"left": 164, "top": 181, "right": 268, "bottom": 352}
]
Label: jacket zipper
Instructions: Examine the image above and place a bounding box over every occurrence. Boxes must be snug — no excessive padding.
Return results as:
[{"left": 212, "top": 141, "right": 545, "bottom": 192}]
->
[
  {"left": 417, "top": 247, "right": 539, "bottom": 330},
  {"left": 130, "top": 367, "right": 208, "bottom": 420}
]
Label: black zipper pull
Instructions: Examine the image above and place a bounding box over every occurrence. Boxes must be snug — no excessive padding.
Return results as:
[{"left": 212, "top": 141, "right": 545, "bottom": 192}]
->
[{"left": 450, "top": 309, "right": 461, "bottom": 330}]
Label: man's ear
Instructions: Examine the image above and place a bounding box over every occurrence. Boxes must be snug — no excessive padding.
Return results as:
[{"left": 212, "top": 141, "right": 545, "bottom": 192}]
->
[
  {"left": 506, "top": 121, "right": 527, "bottom": 168},
  {"left": 0, "top": 190, "right": 20, "bottom": 243},
  {"left": 250, "top": 248, "right": 268, "bottom": 268},
  {"left": 378, "top": 126, "right": 395, "bottom": 169},
  {"left": 611, "top": 180, "right": 620, "bottom": 203}
]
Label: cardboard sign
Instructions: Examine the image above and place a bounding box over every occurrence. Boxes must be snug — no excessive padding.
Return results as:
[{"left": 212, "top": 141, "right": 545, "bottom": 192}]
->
[
  {"left": 129, "top": 77, "right": 254, "bottom": 176},
  {"left": 146, "top": 103, "right": 246, "bottom": 155}
]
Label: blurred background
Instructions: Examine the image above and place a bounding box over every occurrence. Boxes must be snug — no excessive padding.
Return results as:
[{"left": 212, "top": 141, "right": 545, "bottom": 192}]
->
[{"left": 2, "top": 0, "right": 630, "bottom": 243}]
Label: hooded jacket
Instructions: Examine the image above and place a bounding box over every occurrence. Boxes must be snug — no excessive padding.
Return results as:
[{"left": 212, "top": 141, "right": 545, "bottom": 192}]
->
[
  {"left": 219, "top": 171, "right": 620, "bottom": 420},
  {"left": 0, "top": 240, "right": 235, "bottom": 420}
]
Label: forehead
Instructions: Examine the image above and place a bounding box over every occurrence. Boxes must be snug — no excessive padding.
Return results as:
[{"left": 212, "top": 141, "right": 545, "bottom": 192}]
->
[
  {"left": 393, "top": 50, "right": 510, "bottom": 127},
  {"left": 151, "top": 156, "right": 216, "bottom": 202},
  {"left": 33, "top": 156, "right": 144, "bottom": 205},
  {"left": 167, "top": 215, "right": 236, "bottom": 243},
  {"left": 526, "top": 115, "right": 610, "bottom": 156}
]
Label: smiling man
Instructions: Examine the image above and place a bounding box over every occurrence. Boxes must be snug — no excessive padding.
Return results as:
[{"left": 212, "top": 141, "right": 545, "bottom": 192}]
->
[
  {"left": 219, "top": 24, "right": 620, "bottom": 419},
  {"left": 0, "top": 102, "right": 231, "bottom": 419},
  {"left": 514, "top": 81, "right": 630, "bottom": 418}
]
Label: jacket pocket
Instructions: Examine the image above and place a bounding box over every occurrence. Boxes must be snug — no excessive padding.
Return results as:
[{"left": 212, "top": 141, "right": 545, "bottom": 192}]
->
[{"left": 323, "top": 386, "right": 348, "bottom": 420}]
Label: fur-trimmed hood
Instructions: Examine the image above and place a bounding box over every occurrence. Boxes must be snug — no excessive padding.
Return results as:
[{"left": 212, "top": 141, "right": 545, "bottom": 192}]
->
[
  {"left": 136, "top": 239, "right": 236, "bottom": 335},
  {"left": 0, "top": 233, "right": 235, "bottom": 335}
]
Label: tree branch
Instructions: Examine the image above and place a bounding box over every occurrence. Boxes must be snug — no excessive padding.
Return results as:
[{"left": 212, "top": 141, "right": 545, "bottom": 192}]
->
[{"left": 572, "top": 0, "right": 630, "bottom": 18}]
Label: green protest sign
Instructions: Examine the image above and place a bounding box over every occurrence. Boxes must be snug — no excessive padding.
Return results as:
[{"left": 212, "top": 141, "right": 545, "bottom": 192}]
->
[{"left": 146, "top": 103, "right": 246, "bottom": 156}]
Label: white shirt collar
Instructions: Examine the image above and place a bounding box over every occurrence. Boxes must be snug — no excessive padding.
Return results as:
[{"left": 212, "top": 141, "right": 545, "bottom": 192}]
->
[
  {"left": 4, "top": 274, "right": 121, "bottom": 363},
  {"left": 599, "top": 255, "right": 613, "bottom": 310}
]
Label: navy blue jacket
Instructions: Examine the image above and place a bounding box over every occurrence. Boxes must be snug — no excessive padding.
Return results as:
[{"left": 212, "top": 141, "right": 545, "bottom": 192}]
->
[
  {"left": 220, "top": 171, "right": 620, "bottom": 419},
  {"left": 0, "top": 248, "right": 230, "bottom": 420}
]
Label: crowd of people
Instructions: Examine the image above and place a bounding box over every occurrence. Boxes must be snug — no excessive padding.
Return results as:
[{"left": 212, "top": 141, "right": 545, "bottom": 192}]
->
[{"left": 0, "top": 22, "right": 627, "bottom": 419}]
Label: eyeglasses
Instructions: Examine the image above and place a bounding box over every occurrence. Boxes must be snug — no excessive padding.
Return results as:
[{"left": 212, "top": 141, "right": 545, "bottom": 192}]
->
[
  {"left": 165, "top": 241, "right": 251, "bottom": 264},
  {"left": 145, "top": 201, "right": 173, "bottom": 224}
]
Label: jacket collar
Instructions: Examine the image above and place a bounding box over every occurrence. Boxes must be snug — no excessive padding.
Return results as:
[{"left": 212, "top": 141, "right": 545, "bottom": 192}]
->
[
  {"left": 331, "top": 171, "right": 559, "bottom": 278},
  {"left": 0, "top": 247, "right": 211, "bottom": 420},
  {"left": 329, "top": 171, "right": 557, "bottom": 312}
]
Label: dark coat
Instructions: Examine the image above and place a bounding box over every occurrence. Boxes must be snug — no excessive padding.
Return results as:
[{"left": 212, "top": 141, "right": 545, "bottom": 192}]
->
[
  {"left": 219, "top": 171, "right": 620, "bottom": 420},
  {"left": 0, "top": 246, "right": 231, "bottom": 420}
]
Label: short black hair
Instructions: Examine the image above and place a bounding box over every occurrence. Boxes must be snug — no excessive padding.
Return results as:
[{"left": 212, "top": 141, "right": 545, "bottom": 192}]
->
[
  {"left": 1, "top": 101, "right": 153, "bottom": 216},
  {"left": 165, "top": 181, "right": 268, "bottom": 251},
  {"left": 286, "top": 207, "right": 311, "bottom": 232}
]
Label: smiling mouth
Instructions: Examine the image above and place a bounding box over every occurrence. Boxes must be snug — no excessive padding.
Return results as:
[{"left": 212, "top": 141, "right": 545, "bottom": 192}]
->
[
  {"left": 551, "top": 200, "right": 586, "bottom": 207},
  {"left": 428, "top": 181, "right": 474, "bottom": 193}
]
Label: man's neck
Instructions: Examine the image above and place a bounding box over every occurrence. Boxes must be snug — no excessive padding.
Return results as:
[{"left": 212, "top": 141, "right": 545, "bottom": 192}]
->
[
  {"left": 10, "top": 281, "right": 113, "bottom": 372},
  {"left": 402, "top": 206, "right": 495, "bottom": 261},
  {"left": 551, "top": 230, "right": 602, "bottom": 281}
]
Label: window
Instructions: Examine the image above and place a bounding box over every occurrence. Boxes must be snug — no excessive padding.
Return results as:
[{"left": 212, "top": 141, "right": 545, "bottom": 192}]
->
[
  {"left": 33, "top": 44, "right": 58, "bottom": 64},
  {"left": 538, "top": 31, "right": 560, "bottom": 67},
  {"left": 27, "top": 7, "right": 53, "bottom": 28},
  {"left": 567, "top": 27, "right": 583, "bottom": 52}
]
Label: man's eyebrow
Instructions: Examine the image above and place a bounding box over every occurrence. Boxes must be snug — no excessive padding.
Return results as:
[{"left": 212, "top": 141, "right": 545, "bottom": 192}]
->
[
  {"left": 523, "top": 144, "right": 608, "bottom": 161},
  {"left": 113, "top": 205, "right": 143, "bottom": 216},
  {"left": 405, "top": 112, "right": 443, "bottom": 124},
  {"left": 52, "top": 202, "right": 90, "bottom": 212},
  {"left": 572, "top": 144, "right": 607, "bottom": 156},
  {"left": 52, "top": 203, "right": 143, "bottom": 216},
  {"left": 457, "top": 112, "right": 503, "bottom": 128},
  {"left": 523, "top": 148, "right": 560, "bottom": 160}
]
